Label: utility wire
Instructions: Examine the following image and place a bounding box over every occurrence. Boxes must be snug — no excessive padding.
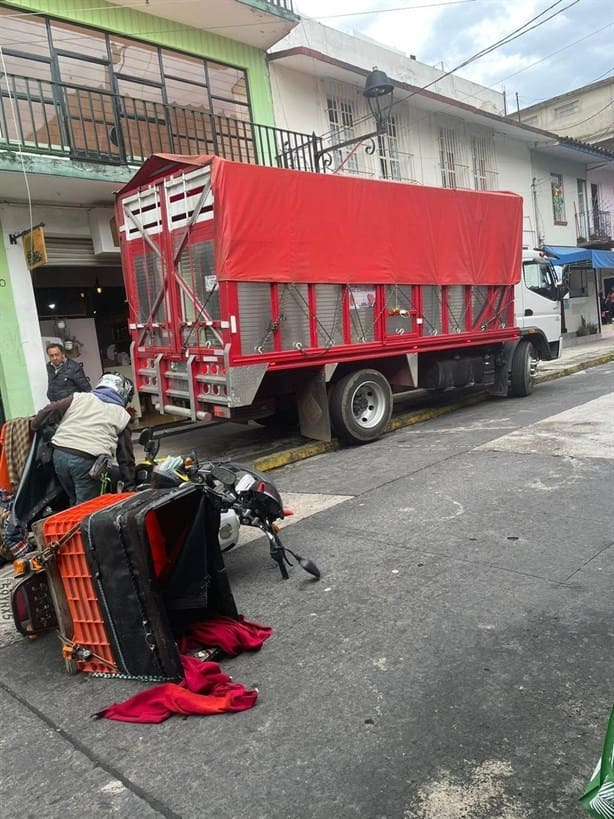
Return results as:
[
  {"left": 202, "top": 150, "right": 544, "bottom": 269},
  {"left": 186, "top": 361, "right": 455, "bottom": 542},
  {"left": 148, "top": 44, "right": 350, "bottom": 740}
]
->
[
  {"left": 296, "top": 0, "right": 479, "bottom": 19},
  {"left": 493, "top": 19, "right": 613, "bottom": 87},
  {"left": 0, "top": 44, "right": 34, "bottom": 238},
  {"left": 322, "top": 0, "right": 581, "bottom": 139}
]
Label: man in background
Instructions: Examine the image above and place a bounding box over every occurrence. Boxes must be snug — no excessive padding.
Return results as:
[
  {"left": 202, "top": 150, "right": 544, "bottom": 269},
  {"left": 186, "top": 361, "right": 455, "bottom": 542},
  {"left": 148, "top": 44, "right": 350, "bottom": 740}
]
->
[{"left": 46, "top": 342, "right": 91, "bottom": 401}]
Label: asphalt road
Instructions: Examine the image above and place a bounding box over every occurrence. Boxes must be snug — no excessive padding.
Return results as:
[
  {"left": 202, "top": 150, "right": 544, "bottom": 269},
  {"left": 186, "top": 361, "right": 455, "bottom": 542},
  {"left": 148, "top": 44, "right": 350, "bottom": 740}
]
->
[{"left": 2, "top": 360, "right": 614, "bottom": 818}]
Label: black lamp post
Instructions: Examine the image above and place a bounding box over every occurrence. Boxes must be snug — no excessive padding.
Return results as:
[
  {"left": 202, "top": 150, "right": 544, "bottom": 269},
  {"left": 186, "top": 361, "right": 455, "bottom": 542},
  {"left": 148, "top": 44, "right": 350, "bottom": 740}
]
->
[{"left": 313, "top": 67, "right": 394, "bottom": 173}]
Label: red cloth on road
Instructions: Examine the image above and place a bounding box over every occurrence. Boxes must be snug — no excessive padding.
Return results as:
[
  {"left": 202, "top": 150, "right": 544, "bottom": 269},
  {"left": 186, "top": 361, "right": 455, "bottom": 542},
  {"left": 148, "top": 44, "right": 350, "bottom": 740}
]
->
[
  {"left": 94, "top": 616, "right": 272, "bottom": 724},
  {"left": 95, "top": 658, "right": 257, "bottom": 723},
  {"left": 178, "top": 615, "right": 273, "bottom": 657}
]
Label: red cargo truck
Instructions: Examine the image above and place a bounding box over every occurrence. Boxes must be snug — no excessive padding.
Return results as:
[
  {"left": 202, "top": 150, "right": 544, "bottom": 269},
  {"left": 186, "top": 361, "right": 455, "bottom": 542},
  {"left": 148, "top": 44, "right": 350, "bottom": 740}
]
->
[{"left": 116, "top": 154, "right": 562, "bottom": 443}]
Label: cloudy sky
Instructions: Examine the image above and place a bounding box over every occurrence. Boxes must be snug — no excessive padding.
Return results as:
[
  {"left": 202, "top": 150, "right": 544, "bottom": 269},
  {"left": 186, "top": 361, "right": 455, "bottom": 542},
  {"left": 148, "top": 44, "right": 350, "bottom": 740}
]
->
[{"left": 293, "top": 0, "right": 613, "bottom": 109}]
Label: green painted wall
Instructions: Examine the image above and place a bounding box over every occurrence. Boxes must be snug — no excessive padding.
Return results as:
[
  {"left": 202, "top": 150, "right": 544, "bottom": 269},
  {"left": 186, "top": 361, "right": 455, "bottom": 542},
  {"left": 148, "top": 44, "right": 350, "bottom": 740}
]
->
[
  {"left": 1, "top": 0, "right": 276, "bottom": 124},
  {"left": 0, "top": 234, "right": 35, "bottom": 418},
  {"left": 0, "top": 1, "right": 283, "bottom": 417}
]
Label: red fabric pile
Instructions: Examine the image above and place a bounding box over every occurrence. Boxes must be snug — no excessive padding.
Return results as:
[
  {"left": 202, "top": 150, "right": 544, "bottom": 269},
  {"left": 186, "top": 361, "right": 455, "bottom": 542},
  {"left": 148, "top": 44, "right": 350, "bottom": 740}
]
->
[
  {"left": 94, "top": 616, "right": 272, "bottom": 724},
  {"left": 178, "top": 615, "right": 273, "bottom": 657}
]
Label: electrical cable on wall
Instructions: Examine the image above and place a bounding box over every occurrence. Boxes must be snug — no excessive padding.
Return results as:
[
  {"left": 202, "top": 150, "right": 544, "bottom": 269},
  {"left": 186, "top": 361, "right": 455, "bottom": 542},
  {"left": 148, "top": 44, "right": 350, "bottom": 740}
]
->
[{"left": 0, "top": 43, "right": 34, "bottom": 246}]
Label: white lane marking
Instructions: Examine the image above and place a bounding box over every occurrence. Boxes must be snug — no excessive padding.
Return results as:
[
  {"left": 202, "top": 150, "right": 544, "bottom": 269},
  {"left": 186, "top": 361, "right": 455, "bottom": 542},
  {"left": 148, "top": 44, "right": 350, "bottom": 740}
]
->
[
  {"left": 238, "top": 492, "right": 353, "bottom": 544},
  {"left": 478, "top": 393, "right": 614, "bottom": 460}
]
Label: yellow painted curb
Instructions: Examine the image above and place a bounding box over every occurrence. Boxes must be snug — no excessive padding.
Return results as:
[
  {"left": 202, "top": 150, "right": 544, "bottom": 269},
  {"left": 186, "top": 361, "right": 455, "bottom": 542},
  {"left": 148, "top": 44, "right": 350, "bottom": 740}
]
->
[
  {"left": 252, "top": 439, "right": 338, "bottom": 472},
  {"left": 253, "top": 350, "right": 614, "bottom": 472},
  {"left": 536, "top": 351, "right": 614, "bottom": 383}
]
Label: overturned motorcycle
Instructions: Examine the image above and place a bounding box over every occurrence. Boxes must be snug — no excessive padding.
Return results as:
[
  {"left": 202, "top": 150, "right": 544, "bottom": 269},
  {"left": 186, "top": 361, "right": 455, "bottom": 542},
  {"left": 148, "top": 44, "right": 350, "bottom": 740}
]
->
[
  {"left": 133, "top": 427, "right": 320, "bottom": 581},
  {"left": 8, "top": 428, "right": 320, "bottom": 667}
]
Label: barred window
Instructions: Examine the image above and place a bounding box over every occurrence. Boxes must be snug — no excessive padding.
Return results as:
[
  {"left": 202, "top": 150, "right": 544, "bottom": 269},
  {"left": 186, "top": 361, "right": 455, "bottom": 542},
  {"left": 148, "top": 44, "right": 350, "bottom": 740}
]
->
[
  {"left": 325, "top": 95, "right": 358, "bottom": 173},
  {"left": 377, "top": 115, "right": 401, "bottom": 181},
  {"left": 439, "top": 127, "right": 469, "bottom": 189},
  {"left": 471, "top": 135, "right": 497, "bottom": 191}
]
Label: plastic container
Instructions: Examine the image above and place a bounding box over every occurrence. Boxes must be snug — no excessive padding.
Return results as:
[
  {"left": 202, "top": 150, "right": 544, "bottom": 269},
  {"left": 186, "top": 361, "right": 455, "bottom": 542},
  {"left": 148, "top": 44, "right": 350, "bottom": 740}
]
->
[{"left": 41, "top": 493, "right": 133, "bottom": 674}]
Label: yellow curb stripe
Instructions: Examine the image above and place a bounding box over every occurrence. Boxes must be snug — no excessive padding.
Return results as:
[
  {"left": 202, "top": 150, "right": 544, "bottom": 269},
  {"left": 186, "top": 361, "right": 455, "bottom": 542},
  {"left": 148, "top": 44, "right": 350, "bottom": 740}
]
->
[
  {"left": 252, "top": 350, "right": 614, "bottom": 472},
  {"left": 252, "top": 439, "right": 338, "bottom": 472},
  {"left": 535, "top": 351, "right": 614, "bottom": 383}
]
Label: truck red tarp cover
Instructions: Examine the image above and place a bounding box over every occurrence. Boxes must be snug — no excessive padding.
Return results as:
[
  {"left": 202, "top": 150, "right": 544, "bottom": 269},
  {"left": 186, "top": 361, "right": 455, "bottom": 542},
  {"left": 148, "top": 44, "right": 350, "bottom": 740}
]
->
[{"left": 119, "top": 154, "right": 523, "bottom": 287}]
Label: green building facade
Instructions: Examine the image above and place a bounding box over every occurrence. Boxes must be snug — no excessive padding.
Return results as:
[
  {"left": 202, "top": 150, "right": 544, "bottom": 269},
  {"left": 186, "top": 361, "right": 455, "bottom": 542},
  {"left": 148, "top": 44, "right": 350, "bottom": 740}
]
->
[{"left": 0, "top": 0, "right": 297, "bottom": 418}]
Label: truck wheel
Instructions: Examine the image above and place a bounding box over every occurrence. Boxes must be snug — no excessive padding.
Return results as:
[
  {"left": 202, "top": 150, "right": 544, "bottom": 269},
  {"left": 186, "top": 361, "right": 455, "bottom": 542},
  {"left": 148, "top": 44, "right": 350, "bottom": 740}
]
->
[
  {"left": 329, "top": 369, "right": 392, "bottom": 443},
  {"left": 510, "top": 340, "right": 537, "bottom": 397}
]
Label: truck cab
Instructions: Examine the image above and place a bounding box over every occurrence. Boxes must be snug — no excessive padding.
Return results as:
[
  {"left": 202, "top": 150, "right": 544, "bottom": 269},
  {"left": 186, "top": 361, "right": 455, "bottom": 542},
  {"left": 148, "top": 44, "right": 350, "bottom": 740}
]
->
[{"left": 514, "top": 250, "right": 563, "bottom": 361}]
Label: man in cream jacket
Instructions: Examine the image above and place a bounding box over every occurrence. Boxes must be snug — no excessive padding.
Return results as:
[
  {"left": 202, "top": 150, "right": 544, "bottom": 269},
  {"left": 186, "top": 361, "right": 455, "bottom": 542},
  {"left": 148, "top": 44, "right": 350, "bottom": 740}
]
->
[{"left": 32, "top": 372, "right": 135, "bottom": 505}]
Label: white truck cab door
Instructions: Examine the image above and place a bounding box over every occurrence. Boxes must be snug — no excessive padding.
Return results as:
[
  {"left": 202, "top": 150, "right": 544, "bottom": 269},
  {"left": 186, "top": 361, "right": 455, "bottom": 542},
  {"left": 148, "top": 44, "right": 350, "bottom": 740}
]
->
[{"left": 515, "top": 258, "right": 561, "bottom": 344}]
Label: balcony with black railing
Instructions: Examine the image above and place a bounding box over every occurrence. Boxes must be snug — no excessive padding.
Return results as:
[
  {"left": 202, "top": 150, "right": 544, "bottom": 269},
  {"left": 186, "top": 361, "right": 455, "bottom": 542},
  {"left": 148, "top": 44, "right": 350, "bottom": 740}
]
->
[
  {"left": 576, "top": 209, "right": 613, "bottom": 248},
  {"left": 0, "top": 73, "right": 319, "bottom": 175}
]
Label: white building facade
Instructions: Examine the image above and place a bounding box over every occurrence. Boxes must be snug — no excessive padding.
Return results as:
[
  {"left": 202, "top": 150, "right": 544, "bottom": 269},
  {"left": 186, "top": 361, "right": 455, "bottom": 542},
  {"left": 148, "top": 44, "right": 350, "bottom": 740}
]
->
[{"left": 268, "top": 20, "right": 614, "bottom": 334}]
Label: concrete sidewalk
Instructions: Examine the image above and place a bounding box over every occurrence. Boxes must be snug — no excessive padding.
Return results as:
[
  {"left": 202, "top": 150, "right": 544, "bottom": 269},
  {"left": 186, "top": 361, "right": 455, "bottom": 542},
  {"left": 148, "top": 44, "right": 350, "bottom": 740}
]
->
[{"left": 537, "top": 328, "right": 614, "bottom": 380}]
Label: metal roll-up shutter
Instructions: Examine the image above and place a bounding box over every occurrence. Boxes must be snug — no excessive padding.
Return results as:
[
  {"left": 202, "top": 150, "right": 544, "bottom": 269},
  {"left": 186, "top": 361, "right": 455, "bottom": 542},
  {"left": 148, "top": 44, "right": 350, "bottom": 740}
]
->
[{"left": 43, "top": 237, "right": 111, "bottom": 267}]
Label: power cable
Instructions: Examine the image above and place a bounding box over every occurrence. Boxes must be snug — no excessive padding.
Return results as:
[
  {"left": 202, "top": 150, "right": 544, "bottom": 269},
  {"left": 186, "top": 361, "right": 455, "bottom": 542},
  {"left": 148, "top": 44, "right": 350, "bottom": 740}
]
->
[
  {"left": 492, "top": 20, "right": 613, "bottom": 88},
  {"left": 323, "top": 0, "right": 581, "bottom": 139},
  {"left": 556, "top": 98, "right": 614, "bottom": 131},
  {"left": 0, "top": 44, "right": 34, "bottom": 237},
  {"left": 296, "top": 0, "right": 479, "bottom": 20}
]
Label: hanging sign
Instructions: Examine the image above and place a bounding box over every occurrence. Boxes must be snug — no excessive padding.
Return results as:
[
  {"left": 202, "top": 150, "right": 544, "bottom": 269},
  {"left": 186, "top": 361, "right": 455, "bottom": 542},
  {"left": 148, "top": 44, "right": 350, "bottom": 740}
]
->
[{"left": 22, "top": 226, "right": 48, "bottom": 270}]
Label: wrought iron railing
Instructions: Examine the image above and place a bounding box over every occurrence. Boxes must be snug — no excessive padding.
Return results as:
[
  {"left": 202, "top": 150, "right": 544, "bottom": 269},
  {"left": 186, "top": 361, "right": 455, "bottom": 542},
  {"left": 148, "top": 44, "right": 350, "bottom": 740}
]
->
[
  {"left": 576, "top": 209, "right": 612, "bottom": 243},
  {"left": 0, "top": 73, "right": 317, "bottom": 172},
  {"left": 266, "top": 0, "right": 295, "bottom": 10}
]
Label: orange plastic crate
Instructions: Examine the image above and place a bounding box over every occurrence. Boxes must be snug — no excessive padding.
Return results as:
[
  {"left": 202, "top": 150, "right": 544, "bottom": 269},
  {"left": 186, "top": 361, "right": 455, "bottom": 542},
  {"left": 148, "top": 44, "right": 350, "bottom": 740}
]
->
[{"left": 42, "top": 493, "right": 134, "bottom": 674}]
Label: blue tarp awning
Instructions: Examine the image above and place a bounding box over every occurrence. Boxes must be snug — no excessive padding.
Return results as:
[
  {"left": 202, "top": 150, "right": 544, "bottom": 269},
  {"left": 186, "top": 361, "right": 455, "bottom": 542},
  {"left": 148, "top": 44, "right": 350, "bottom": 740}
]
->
[{"left": 543, "top": 245, "right": 614, "bottom": 268}]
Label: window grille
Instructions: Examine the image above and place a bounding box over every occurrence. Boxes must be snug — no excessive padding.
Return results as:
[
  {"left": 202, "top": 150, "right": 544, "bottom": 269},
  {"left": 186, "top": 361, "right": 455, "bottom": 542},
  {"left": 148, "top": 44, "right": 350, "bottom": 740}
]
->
[
  {"left": 377, "top": 115, "right": 402, "bottom": 180},
  {"left": 471, "top": 135, "right": 497, "bottom": 190},
  {"left": 325, "top": 94, "right": 358, "bottom": 173},
  {"left": 439, "top": 127, "right": 468, "bottom": 189}
]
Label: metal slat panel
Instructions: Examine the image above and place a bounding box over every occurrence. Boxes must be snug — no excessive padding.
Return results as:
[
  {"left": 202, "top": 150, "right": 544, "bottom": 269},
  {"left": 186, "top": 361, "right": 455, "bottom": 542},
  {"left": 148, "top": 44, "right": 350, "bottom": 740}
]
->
[
  {"left": 237, "top": 282, "right": 273, "bottom": 354},
  {"left": 44, "top": 237, "right": 109, "bottom": 267},
  {"left": 349, "top": 284, "right": 375, "bottom": 343},
  {"left": 446, "top": 285, "right": 466, "bottom": 333},
  {"left": 472, "top": 286, "right": 489, "bottom": 328},
  {"left": 315, "top": 284, "right": 343, "bottom": 347},
  {"left": 422, "top": 286, "right": 442, "bottom": 335},
  {"left": 279, "top": 284, "right": 310, "bottom": 350},
  {"left": 385, "top": 284, "right": 413, "bottom": 335}
]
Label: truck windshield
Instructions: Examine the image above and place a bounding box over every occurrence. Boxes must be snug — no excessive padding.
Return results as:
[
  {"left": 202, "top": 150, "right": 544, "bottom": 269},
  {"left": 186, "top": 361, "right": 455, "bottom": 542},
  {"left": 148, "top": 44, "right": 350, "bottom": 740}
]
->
[{"left": 523, "top": 261, "right": 558, "bottom": 299}]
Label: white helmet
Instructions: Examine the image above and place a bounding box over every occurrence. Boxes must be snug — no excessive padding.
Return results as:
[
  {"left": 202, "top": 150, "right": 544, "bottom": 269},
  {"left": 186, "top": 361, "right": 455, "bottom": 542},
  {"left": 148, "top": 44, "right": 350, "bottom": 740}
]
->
[{"left": 96, "top": 371, "right": 135, "bottom": 405}]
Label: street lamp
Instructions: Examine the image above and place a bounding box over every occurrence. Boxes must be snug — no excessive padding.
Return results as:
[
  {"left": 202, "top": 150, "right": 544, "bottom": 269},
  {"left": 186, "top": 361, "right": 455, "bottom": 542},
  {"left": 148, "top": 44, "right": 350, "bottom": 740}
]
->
[{"left": 313, "top": 67, "right": 394, "bottom": 173}]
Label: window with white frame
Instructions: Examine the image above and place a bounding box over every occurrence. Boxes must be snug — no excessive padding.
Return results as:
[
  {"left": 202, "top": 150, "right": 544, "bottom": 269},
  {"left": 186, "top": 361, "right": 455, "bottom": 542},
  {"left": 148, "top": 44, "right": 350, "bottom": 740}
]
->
[
  {"left": 325, "top": 94, "right": 358, "bottom": 173},
  {"left": 471, "top": 134, "right": 497, "bottom": 190},
  {"left": 439, "top": 126, "right": 468, "bottom": 188},
  {"left": 577, "top": 178, "right": 588, "bottom": 239},
  {"left": 377, "top": 115, "right": 401, "bottom": 180}
]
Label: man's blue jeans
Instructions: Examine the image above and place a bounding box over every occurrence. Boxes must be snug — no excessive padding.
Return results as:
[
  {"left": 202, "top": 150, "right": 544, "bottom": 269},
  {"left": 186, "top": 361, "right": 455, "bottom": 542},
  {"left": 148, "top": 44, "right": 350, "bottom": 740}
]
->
[{"left": 52, "top": 449, "right": 100, "bottom": 506}]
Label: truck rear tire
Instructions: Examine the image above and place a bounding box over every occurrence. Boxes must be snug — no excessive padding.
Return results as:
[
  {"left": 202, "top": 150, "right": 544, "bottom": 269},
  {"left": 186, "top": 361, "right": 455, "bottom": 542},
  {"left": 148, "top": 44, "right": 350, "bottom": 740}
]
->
[
  {"left": 510, "top": 340, "right": 536, "bottom": 397},
  {"left": 329, "top": 369, "right": 392, "bottom": 444}
]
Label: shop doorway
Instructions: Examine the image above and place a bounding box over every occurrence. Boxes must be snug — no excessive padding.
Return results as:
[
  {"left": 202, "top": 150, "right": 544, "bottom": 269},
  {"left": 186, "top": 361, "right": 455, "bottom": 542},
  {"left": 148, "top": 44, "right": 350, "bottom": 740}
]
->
[{"left": 33, "top": 263, "right": 130, "bottom": 391}]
